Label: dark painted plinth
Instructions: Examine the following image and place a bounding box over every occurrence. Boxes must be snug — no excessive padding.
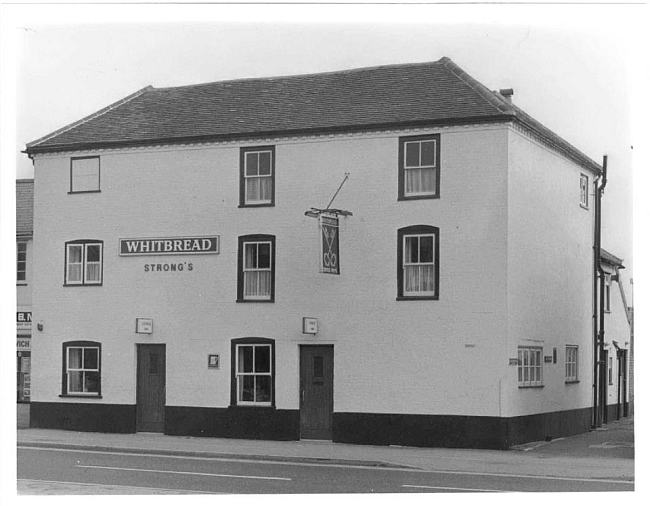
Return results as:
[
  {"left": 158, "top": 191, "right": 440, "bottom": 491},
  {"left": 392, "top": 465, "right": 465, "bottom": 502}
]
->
[
  {"left": 335, "top": 407, "right": 595, "bottom": 449},
  {"left": 505, "top": 407, "right": 592, "bottom": 446},
  {"left": 30, "top": 402, "right": 136, "bottom": 433},
  {"left": 334, "top": 413, "right": 508, "bottom": 450},
  {"left": 165, "top": 406, "right": 300, "bottom": 440}
]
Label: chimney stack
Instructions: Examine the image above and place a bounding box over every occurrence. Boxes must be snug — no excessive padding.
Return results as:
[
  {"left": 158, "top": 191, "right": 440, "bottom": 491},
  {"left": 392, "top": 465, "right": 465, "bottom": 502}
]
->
[{"left": 499, "top": 88, "right": 514, "bottom": 103}]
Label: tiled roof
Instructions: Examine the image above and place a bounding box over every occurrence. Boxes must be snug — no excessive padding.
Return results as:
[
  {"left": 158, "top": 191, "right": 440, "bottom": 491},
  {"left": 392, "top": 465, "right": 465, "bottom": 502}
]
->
[
  {"left": 25, "top": 57, "right": 600, "bottom": 173},
  {"left": 16, "top": 179, "right": 34, "bottom": 237},
  {"left": 600, "top": 248, "right": 624, "bottom": 268}
]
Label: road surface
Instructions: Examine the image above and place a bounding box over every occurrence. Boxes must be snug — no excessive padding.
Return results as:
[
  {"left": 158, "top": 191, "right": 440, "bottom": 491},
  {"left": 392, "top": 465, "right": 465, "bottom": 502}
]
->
[{"left": 17, "top": 446, "right": 634, "bottom": 494}]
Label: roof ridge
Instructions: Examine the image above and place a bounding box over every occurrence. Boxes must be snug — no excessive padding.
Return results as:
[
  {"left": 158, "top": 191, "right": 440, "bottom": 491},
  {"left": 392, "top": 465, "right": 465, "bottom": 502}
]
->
[
  {"left": 26, "top": 86, "right": 154, "bottom": 149},
  {"left": 440, "top": 58, "right": 515, "bottom": 115},
  {"left": 152, "top": 58, "right": 451, "bottom": 92}
]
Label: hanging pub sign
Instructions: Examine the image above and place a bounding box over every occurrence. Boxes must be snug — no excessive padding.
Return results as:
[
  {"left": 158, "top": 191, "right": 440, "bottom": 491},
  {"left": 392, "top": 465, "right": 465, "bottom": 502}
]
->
[
  {"left": 119, "top": 236, "right": 219, "bottom": 256},
  {"left": 320, "top": 214, "right": 340, "bottom": 275}
]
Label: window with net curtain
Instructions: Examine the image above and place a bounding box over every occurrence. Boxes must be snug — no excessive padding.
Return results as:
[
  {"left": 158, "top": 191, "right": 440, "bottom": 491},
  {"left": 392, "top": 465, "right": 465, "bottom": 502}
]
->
[
  {"left": 65, "top": 240, "right": 103, "bottom": 285},
  {"left": 398, "top": 134, "right": 440, "bottom": 200},
  {"left": 237, "top": 235, "right": 275, "bottom": 302},
  {"left": 397, "top": 225, "right": 439, "bottom": 300},
  {"left": 240, "top": 146, "right": 275, "bottom": 207},
  {"left": 62, "top": 341, "right": 101, "bottom": 395}
]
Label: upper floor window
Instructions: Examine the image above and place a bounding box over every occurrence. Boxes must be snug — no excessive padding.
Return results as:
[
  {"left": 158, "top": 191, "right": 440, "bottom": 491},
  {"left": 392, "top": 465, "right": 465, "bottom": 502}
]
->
[
  {"left": 240, "top": 146, "right": 275, "bottom": 207},
  {"left": 62, "top": 341, "right": 101, "bottom": 396},
  {"left": 237, "top": 234, "right": 275, "bottom": 302},
  {"left": 398, "top": 134, "right": 440, "bottom": 200},
  {"left": 565, "top": 345, "right": 579, "bottom": 382},
  {"left": 397, "top": 225, "right": 439, "bottom": 300},
  {"left": 70, "top": 156, "right": 100, "bottom": 193},
  {"left": 518, "top": 346, "right": 543, "bottom": 387},
  {"left": 17, "top": 241, "right": 27, "bottom": 283},
  {"left": 65, "top": 240, "right": 103, "bottom": 286},
  {"left": 231, "top": 338, "right": 275, "bottom": 407},
  {"left": 580, "top": 173, "right": 589, "bottom": 208},
  {"left": 604, "top": 274, "right": 611, "bottom": 312}
]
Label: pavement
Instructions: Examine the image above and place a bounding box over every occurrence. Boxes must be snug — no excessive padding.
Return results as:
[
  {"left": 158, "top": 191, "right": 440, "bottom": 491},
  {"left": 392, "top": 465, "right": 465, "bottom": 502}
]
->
[{"left": 17, "top": 413, "right": 634, "bottom": 486}]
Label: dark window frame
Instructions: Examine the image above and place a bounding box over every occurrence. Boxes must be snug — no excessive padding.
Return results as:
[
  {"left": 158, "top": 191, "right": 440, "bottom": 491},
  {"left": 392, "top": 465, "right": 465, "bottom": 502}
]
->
[
  {"left": 17, "top": 240, "right": 27, "bottom": 283},
  {"left": 230, "top": 337, "right": 276, "bottom": 408},
  {"left": 398, "top": 134, "right": 441, "bottom": 201},
  {"left": 61, "top": 340, "right": 102, "bottom": 397},
  {"left": 237, "top": 234, "right": 276, "bottom": 302},
  {"left": 397, "top": 225, "right": 440, "bottom": 300},
  {"left": 64, "top": 239, "right": 104, "bottom": 286},
  {"left": 565, "top": 345, "right": 579, "bottom": 383},
  {"left": 580, "top": 173, "right": 589, "bottom": 209},
  {"left": 70, "top": 156, "right": 101, "bottom": 194},
  {"left": 239, "top": 146, "right": 275, "bottom": 208}
]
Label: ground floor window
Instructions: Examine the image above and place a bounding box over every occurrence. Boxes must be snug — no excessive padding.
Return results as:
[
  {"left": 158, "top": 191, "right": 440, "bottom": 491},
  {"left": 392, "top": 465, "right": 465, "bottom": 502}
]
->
[
  {"left": 565, "top": 345, "right": 578, "bottom": 382},
  {"left": 518, "top": 347, "right": 543, "bottom": 387},
  {"left": 231, "top": 337, "right": 274, "bottom": 406},
  {"left": 62, "top": 341, "right": 101, "bottom": 396}
]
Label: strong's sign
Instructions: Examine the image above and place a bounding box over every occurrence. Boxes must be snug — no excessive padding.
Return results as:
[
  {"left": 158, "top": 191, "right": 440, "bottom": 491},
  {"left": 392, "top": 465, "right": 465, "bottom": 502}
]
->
[{"left": 119, "top": 236, "right": 219, "bottom": 256}]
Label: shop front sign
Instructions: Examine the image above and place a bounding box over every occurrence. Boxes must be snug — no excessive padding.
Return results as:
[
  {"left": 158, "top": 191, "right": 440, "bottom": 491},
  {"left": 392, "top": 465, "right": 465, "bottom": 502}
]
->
[
  {"left": 17, "top": 311, "right": 31, "bottom": 331},
  {"left": 16, "top": 337, "right": 31, "bottom": 351},
  {"left": 119, "top": 236, "right": 219, "bottom": 256}
]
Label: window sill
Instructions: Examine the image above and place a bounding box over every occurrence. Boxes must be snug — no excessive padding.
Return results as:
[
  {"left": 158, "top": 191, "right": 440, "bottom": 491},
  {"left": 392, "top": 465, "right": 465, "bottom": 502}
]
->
[
  {"left": 398, "top": 194, "right": 439, "bottom": 202},
  {"left": 68, "top": 190, "right": 101, "bottom": 194},
  {"left": 518, "top": 385, "right": 544, "bottom": 389},
  {"left": 580, "top": 204, "right": 589, "bottom": 210},
  {"left": 236, "top": 298, "right": 274, "bottom": 303},
  {"left": 396, "top": 295, "right": 439, "bottom": 301},
  {"left": 238, "top": 203, "right": 275, "bottom": 208},
  {"left": 228, "top": 404, "right": 276, "bottom": 411},
  {"left": 63, "top": 283, "right": 103, "bottom": 287},
  {"left": 59, "top": 394, "right": 102, "bottom": 399},
  {"left": 565, "top": 380, "right": 580, "bottom": 384},
  {"left": 16, "top": 282, "right": 28, "bottom": 286}
]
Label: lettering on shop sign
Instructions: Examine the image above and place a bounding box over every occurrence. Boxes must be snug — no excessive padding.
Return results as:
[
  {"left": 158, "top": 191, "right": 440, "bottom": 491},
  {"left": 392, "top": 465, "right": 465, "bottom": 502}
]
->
[
  {"left": 144, "top": 262, "right": 193, "bottom": 273},
  {"left": 16, "top": 338, "right": 31, "bottom": 351},
  {"left": 17, "top": 311, "right": 32, "bottom": 330},
  {"left": 119, "top": 236, "right": 219, "bottom": 256}
]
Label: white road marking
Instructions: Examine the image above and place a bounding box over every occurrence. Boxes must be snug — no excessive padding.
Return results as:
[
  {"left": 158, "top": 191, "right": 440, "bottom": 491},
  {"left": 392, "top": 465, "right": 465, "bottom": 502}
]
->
[
  {"left": 403, "top": 484, "right": 506, "bottom": 492},
  {"left": 76, "top": 464, "right": 292, "bottom": 481},
  {"left": 18, "top": 446, "right": 634, "bottom": 484},
  {"left": 17, "top": 478, "right": 215, "bottom": 494}
]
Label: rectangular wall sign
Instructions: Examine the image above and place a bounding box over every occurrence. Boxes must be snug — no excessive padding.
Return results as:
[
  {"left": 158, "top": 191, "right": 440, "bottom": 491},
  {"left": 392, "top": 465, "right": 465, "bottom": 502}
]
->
[
  {"left": 17, "top": 311, "right": 32, "bottom": 330},
  {"left": 303, "top": 317, "right": 318, "bottom": 334},
  {"left": 208, "top": 354, "right": 220, "bottom": 369},
  {"left": 119, "top": 236, "right": 219, "bottom": 256},
  {"left": 136, "top": 318, "right": 153, "bottom": 334},
  {"left": 320, "top": 215, "right": 339, "bottom": 274},
  {"left": 16, "top": 338, "right": 31, "bottom": 351}
]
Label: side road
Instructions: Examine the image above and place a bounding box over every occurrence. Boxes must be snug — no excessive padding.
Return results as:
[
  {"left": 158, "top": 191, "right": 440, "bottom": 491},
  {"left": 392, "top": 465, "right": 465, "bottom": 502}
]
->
[{"left": 17, "top": 416, "right": 634, "bottom": 482}]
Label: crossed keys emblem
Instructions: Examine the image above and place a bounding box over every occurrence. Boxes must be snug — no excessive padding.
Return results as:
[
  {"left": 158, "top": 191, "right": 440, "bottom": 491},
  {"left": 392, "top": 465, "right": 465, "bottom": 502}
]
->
[{"left": 322, "top": 222, "right": 338, "bottom": 272}]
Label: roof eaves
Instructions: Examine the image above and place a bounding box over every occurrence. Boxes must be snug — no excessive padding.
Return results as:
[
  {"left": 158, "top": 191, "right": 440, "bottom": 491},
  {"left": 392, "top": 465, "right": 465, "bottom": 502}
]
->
[
  {"left": 23, "top": 114, "right": 516, "bottom": 155},
  {"left": 600, "top": 248, "right": 625, "bottom": 268},
  {"left": 25, "top": 86, "right": 154, "bottom": 152}
]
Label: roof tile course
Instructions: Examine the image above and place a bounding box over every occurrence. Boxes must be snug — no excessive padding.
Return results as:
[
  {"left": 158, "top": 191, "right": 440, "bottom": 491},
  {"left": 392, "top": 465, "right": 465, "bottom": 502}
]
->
[{"left": 25, "top": 57, "right": 600, "bottom": 173}]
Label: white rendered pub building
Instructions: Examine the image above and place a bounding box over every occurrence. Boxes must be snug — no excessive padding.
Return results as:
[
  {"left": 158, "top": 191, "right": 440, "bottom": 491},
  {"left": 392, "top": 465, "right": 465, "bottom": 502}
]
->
[{"left": 24, "top": 58, "right": 626, "bottom": 448}]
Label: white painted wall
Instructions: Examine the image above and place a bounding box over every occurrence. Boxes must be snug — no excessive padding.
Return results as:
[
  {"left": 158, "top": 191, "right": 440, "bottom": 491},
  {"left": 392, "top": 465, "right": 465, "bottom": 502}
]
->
[
  {"left": 505, "top": 126, "right": 596, "bottom": 417},
  {"left": 31, "top": 124, "right": 513, "bottom": 417}
]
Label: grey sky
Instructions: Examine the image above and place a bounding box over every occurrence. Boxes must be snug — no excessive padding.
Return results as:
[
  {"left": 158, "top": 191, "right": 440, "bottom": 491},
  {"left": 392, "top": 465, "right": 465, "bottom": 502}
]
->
[{"left": 3, "top": 3, "right": 643, "bottom": 284}]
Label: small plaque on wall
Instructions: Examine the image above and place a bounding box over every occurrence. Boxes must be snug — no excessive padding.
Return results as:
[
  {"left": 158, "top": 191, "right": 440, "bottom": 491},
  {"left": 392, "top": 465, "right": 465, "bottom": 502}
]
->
[
  {"left": 303, "top": 317, "right": 318, "bottom": 334},
  {"left": 509, "top": 358, "right": 519, "bottom": 366},
  {"left": 208, "top": 354, "right": 220, "bottom": 369},
  {"left": 136, "top": 318, "right": 153, "bottom": 334},
  {"left": 544, "top": 355, "right": 553, "bottom": 363}
]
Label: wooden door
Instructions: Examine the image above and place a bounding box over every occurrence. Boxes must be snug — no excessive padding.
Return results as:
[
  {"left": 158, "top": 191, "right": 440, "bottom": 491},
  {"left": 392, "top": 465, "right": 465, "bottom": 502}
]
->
[
  {"left": 137, "top": 344, "right": 166, "bottom": 432},
  {"left": 300, "top": 345, "right": 333, "bottom": 440}
]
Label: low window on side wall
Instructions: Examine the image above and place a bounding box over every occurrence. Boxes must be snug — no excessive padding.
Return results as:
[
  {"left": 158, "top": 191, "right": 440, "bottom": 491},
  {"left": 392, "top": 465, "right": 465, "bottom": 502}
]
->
[
  {"left": 518, "top": 347, "right": 543, "bottom": 387},
  {"left": 71, "top": 156, "right": 100, "bottom": 193},
  {"left": 62, "top": 341, "right": 101, "bottom": 396},
  {"left": 230, "top": 337, "right": 275, "bottom": 407},
  {"left": 565, "top": 345, "right": 578, "bottom": 382}
]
